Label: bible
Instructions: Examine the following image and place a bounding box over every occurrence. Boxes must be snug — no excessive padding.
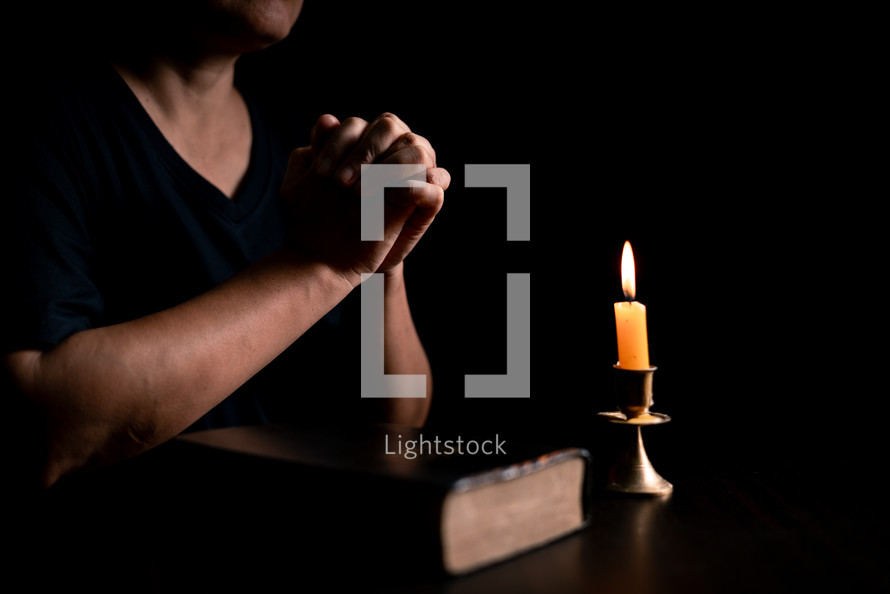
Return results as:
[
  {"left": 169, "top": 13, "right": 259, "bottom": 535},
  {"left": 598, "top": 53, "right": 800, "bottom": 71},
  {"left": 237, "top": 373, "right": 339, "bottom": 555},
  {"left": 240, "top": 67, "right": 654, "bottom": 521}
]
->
[{"left": 173, "top": 421, "right": 591, "bottom": 577}]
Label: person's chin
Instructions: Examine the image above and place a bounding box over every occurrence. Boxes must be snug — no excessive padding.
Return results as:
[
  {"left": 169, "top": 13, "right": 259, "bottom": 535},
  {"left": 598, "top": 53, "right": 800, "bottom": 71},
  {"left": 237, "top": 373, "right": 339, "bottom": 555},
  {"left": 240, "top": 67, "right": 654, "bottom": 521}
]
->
[
  {"left": 216, "top": 24, "right": 292, "bottom": 56},
  {"left": 212, "top": 0, "right": 302, "bottom": 54},
  {"left": 251, "top": 0, "right": 302, "bottom": 41}
]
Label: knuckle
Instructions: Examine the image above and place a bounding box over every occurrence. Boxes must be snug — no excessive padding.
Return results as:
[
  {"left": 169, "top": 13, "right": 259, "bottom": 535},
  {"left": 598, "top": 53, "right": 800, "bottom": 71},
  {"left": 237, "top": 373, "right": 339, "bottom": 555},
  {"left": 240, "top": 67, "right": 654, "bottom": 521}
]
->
[
  {"left": 400, "top": 131, "right": 422, "bottom": 146},
  {"left": 377, "top": 115, "right": 402, "bottom": 136},
  {"left": 316, "top": 113, "right": 338, "bottom": 126},
  {"left": 410, "top": 144, "right": 435, "bottom": 166},
  {"left": 387, "top": 142, "right": 432, "bottom": 167},
  {"left": 376, "top": 112, "right": 408, "bottom": 134},
  {"left": 341, "top": 116, "right": 367, "bottom": 130},
  {"left": 429, "top": 167, "right": 450, "bottom": 190},
  {"left": 400, "top": 132, "right": 435, "bottom": 163}
]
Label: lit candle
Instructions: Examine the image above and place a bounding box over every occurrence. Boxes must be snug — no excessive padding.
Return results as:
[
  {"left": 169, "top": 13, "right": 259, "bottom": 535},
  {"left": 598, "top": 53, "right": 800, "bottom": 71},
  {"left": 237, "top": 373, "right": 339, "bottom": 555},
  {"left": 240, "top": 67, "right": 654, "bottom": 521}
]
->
[{"left": 614, "top": 241, "right": 650, "bottom": 369}]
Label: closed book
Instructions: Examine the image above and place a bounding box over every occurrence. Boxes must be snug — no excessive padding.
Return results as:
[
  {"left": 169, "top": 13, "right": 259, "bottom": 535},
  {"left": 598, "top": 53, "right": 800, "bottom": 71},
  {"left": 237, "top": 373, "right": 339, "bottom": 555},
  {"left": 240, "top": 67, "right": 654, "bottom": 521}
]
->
[{"left": 173, "top": 421, "right": 592, "bottom": 578}]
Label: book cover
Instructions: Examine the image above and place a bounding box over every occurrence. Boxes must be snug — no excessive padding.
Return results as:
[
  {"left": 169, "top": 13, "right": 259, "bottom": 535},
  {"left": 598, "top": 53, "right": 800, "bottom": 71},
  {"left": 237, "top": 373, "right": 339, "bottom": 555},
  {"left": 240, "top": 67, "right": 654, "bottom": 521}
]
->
[{"left": 170, "top": 422, "right": 592, "bottom": 579}]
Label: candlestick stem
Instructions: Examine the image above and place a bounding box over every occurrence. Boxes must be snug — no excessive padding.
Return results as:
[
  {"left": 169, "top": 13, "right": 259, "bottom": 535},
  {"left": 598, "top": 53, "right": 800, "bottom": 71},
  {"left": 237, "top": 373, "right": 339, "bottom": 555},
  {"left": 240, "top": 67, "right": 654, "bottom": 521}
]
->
[
  {"left": 605, "top": 426, "right": 673, "bottom": 495},
  {"left": 598, "top": 365, "right": 673, "bottom": 496}
]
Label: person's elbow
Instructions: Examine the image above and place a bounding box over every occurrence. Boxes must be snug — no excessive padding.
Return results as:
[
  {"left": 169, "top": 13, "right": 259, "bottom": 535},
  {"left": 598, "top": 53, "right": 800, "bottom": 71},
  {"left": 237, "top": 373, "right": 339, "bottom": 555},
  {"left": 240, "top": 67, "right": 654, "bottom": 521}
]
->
[
  {"left": 2, "top": 350, "right": 58, "bottom": 487},
  {"left": 2, "top": 348, "right": 155, "bottom": 489}
]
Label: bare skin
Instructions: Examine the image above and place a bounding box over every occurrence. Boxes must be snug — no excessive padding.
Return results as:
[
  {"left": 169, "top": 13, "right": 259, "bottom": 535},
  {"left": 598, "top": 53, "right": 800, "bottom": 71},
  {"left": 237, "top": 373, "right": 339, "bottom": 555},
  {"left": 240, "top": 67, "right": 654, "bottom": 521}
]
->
[{"left": 2, "top": 0, "right": 449, "bottom": 488}]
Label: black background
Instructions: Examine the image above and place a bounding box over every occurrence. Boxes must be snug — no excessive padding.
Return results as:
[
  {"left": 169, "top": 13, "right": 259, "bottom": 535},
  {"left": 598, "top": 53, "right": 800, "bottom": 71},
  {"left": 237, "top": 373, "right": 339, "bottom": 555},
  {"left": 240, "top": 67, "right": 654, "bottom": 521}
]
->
[
  {"left": 251, "top": 2, "right": 882, "bottom": 469},
  {"left": 10, "top": 2, "right": 883, "bottom": 471}
]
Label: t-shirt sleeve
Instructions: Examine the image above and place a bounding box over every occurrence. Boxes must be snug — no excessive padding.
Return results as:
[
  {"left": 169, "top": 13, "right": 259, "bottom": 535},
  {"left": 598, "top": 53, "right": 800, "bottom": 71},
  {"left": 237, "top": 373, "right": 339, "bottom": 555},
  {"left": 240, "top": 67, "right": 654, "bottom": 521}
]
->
[{"left": 2, "top": 107, "right": 104, "bottom": 352}]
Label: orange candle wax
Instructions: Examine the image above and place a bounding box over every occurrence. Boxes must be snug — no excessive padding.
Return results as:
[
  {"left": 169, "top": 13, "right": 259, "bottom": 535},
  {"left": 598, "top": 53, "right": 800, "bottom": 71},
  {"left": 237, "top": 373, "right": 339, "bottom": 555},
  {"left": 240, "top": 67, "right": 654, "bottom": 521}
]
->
[{"left": 614, "top": 241, "right": 650, "bottom": 369}]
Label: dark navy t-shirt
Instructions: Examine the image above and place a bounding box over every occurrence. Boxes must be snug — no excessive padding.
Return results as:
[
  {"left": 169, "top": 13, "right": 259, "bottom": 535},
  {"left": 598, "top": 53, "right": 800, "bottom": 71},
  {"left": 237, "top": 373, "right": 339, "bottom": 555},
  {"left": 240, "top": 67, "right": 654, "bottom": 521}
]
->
[{"left": 3, "top": 59, "right": 356, "bottom": 430}]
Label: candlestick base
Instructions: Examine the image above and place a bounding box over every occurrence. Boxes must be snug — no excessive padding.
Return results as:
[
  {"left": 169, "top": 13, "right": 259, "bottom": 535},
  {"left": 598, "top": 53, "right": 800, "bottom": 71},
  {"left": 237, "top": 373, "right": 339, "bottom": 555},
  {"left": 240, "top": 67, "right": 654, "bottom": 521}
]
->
[{"left": 598, "top": 365, "right": 673, "bottom": 496}]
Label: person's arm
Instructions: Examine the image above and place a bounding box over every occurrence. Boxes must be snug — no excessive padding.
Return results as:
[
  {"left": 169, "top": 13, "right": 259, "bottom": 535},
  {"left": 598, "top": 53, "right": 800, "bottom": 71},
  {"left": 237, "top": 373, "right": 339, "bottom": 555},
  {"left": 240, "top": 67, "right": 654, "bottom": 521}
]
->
[
  {"left": 286, "top": 112, "right": 449, "bottom": 426},
  {"left": 381, "top": 262, "right": 434, "bottom": 425},
  {"left": 4, "top": 113, "right": 447, "bottom": 488},
  {"left": 4, "top": 250, "right": 355, "bottom": 487}
]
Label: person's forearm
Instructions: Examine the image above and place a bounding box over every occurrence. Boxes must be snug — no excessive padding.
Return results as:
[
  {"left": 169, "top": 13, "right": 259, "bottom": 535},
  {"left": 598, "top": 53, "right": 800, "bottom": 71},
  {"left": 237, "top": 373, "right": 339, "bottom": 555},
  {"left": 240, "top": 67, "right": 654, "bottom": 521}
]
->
[
  {"left": 6, "top": 248, "right": 356, "bottom": 486},
  {"left": 380, "top": 263, "right": 433, "bottom": 426}
]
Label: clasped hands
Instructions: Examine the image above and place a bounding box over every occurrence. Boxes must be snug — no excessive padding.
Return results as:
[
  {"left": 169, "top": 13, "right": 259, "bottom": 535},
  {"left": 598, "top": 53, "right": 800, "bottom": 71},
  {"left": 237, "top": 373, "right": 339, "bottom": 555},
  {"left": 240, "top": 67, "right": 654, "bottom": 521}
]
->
[{"left": 280, "top": 112, "right": 450, "bottom": 284}]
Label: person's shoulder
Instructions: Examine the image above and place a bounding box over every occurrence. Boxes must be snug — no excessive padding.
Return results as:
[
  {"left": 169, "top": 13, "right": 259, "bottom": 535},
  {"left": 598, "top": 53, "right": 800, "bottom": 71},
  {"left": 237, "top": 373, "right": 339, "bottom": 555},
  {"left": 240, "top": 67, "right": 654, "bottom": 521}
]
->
[
  {"left": 6, "top": 53, "right": 127, "bottom": 203},
  {"left": 12, "top": 54, "right": 120, "bottom": 140}
]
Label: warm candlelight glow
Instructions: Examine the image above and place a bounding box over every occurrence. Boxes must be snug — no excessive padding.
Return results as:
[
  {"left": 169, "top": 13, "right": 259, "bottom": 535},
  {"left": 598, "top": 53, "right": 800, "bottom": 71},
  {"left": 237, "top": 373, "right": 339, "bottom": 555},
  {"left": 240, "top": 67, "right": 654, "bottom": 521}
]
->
[
  {"left": 621, "top": 240, "right": 636, "bottom": 301},
  {"left": 614, "top": 240, "right": 650, "bottom": 370}
]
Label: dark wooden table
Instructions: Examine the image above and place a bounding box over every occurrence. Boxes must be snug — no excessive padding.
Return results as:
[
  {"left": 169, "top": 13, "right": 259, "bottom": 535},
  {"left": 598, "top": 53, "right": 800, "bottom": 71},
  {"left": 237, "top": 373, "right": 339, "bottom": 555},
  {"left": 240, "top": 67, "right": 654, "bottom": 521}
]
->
[
  {"left": 421, "top": 460, "right": 887, "bottom": 594},
  {"left": 11, "top": 425, "right": 887, "bottom": 594}
]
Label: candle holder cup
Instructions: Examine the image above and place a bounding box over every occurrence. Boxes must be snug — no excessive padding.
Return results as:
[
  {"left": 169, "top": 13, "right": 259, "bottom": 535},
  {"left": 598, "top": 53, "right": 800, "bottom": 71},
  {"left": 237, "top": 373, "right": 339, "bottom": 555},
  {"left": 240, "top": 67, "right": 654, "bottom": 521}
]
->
[{"left": 597, "top": 365, "right": 673, "bottom": 496}]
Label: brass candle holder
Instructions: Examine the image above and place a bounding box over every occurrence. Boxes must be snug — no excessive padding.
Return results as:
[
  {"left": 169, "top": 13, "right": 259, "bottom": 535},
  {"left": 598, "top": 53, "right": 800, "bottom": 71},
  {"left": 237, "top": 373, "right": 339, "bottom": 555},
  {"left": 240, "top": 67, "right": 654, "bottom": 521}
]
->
[{"left": 597, "top": 365, "right": 673, "bottom": 496}]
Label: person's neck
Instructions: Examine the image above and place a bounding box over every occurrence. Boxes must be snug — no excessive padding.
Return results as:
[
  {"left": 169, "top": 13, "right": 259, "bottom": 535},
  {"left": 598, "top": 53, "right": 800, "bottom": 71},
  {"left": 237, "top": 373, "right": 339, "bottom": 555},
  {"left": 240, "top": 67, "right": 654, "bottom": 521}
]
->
[
  {"left": 111, "top": 44, "right": 254, "bottom": 200},
  {"left": 112, "top": 49, "right": 240, "bottom": 126}
]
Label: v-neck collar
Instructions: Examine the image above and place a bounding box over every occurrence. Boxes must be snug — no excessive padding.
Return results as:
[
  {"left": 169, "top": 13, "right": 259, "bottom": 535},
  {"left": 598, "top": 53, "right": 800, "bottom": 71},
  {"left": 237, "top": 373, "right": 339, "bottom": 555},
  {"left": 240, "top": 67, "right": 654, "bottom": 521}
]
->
[{"left": 106, "top": 63, "right": 270, "bottom": 222}]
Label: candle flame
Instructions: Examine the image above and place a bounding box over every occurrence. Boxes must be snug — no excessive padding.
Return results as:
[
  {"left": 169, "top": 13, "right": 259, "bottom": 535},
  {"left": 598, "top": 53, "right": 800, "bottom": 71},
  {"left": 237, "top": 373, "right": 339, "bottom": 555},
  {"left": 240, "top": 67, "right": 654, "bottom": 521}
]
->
[{"left": 621, "top": 241, "right": 636, "bottom": 301}]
